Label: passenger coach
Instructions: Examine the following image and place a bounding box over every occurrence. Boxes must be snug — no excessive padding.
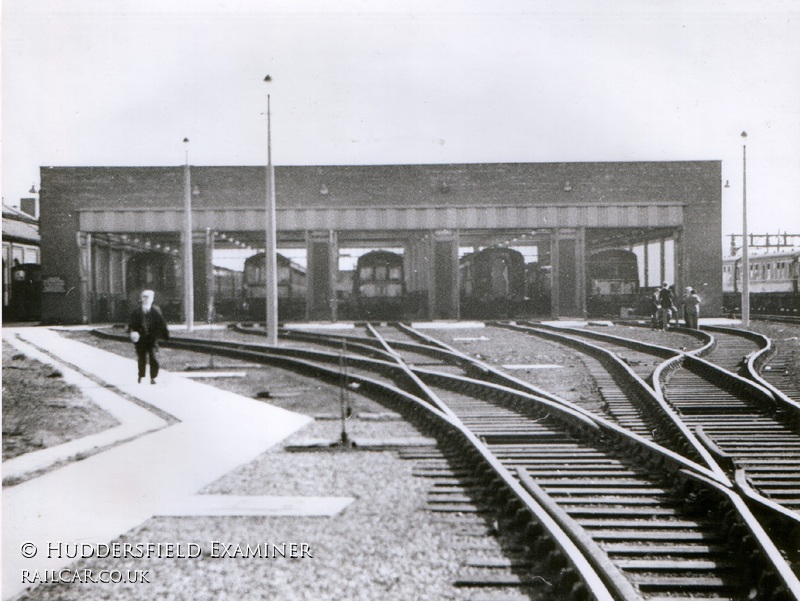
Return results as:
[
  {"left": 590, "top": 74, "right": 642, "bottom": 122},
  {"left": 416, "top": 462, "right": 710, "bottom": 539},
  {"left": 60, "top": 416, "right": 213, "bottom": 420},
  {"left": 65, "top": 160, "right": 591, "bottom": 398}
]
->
[{"left": 723, "top": 249, "right": 800, "bottom": 316}]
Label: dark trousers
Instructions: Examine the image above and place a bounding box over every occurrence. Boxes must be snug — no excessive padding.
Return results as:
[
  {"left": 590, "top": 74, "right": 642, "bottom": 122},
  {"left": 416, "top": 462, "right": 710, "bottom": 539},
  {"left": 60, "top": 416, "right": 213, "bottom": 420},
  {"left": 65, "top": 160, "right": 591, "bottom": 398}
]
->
[{"left": 136, "top": 343, "right": 160, "bottom": 379}]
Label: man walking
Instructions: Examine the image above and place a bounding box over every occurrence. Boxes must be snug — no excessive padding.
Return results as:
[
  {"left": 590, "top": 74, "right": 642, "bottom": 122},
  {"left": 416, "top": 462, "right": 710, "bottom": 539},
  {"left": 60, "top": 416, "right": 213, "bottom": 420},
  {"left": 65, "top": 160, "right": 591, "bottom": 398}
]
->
[{"left": 128, "top": 289, "right": 170, "bottom": 384}]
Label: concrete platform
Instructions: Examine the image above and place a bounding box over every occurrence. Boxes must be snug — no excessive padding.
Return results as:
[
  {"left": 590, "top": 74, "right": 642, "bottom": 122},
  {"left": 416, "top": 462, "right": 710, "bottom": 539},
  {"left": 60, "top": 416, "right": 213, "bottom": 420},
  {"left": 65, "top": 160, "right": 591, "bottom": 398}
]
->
[
  {"left": 699, "top": 318, "right": 745, "bottom": 326},
  {"left": 283, "top": 322, "right": 356, "bottom": 330},
  {"left": 179, "top": 371, "right": 247, "bottom": 378},
  {"left": 2, "top": 327, "right": 321, "bottom": 600},
  {"left": 285, "top": 437, "right": 437, "bottom": 452},
  {"left": 410, "top": 321, "right": 485, "bottom": 329}
]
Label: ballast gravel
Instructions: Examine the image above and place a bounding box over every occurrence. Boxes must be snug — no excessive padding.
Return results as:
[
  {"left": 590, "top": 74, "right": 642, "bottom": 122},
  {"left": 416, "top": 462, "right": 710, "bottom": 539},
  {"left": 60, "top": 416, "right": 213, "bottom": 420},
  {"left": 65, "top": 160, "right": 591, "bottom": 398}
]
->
[
  {"left": 24, "top": 322, "right": 791, "bottom": 601},
  {"left": 20, "top": 418, "right": 477, "bottom": 601}
]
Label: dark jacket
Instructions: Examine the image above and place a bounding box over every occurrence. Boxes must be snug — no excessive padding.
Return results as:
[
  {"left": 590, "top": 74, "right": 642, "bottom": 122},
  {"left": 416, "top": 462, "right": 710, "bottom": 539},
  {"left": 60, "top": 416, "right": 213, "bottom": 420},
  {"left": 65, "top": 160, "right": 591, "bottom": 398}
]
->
[
  {"left": 657, "top": 287, "right": 674, "bottom": 308},
  {"left": 128, "top": 305, "right": 170, "bottom": 346}
]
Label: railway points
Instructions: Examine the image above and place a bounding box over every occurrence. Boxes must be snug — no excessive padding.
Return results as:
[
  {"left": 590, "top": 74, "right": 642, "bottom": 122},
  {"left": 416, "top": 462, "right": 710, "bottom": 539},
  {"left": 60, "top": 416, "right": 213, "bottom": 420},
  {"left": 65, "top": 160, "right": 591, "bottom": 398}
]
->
[
  {"left": 268, "top": 322, "right": 800, "bottom": 592},
  {"left": 4, "top": 318, "right": 800, "bottom": 600}
]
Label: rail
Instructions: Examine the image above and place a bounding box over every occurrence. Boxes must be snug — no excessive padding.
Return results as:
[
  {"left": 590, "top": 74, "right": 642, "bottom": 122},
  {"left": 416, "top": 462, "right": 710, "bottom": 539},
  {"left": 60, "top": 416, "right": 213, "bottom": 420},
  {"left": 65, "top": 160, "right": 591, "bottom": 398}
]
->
[
  {"left": 91, "top": 326, "right": 800, "bottom": 599},
  {"left": 496, "top": 322, "right": 728, "bottom": 481},
  {"left": 88, "top": 328, "right": 625, "bottom": 598},
  {"left": 704, "top": 325, "right": 800, "bottom": 423}
]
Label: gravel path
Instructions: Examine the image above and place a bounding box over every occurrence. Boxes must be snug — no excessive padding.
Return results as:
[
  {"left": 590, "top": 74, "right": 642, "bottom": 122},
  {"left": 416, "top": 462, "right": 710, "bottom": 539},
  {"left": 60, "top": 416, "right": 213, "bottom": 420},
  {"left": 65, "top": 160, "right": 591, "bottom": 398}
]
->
[{"left": 16, "top": 331, "right": 494, "bottom": 600}]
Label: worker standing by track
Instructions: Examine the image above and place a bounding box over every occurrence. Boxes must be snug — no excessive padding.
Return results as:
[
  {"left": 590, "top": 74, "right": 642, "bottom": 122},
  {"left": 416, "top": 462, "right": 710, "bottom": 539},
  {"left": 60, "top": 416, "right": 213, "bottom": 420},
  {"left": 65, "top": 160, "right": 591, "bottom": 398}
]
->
[
  {"left": 656, "top": 282, "right": 675, "bottom": 330},
  {"left": 683, "top": 287, "right": 701, "bottom": 329},
  {"left": 128, "top": 289, "right": 170, "bottom": 384}
]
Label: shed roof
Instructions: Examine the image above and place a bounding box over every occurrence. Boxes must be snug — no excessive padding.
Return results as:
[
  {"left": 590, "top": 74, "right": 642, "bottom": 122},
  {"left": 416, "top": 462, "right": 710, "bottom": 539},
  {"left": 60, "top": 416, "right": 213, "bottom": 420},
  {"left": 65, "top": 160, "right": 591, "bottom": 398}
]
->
[{"left": 40, "top": 161, "right": 719, "bottom": 211}]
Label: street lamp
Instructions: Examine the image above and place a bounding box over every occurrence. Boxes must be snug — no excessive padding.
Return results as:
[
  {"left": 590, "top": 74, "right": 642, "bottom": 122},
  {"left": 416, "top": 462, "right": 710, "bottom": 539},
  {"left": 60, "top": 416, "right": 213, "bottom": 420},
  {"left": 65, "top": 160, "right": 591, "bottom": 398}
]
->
[
  {"left": 741, "top": 131, "right": 749, "bottom": 327},
  {"left": 264, "top": 75, "right": 278, "bottom": 345}
]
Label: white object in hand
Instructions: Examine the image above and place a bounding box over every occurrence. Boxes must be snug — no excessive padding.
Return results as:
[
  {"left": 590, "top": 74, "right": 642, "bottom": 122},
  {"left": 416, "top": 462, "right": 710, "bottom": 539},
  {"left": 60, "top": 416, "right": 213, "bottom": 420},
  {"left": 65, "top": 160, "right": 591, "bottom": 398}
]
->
[{"left": 130, "top": 331, "right": 140, "bottom": 343}]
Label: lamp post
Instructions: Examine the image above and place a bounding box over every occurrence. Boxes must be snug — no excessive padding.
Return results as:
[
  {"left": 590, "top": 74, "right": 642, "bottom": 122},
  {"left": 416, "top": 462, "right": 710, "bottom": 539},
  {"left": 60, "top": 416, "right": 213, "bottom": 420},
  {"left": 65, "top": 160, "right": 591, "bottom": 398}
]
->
[
  {"left": 183, "top": 137, "right": 194, "bottom": 332},
  {"left": 264, "top": 75, "right": 279, "bottom": 345},
  {"left": 741, "top": 131, "right": 749, "bottom": 327}
]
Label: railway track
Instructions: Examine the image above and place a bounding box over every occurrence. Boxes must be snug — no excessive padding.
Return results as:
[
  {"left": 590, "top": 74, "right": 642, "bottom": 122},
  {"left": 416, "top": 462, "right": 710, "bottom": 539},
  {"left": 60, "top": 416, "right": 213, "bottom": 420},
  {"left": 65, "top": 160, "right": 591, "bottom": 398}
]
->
[
  {"left": 203, "top": 322, "right": 800, "bottom": 529},
  {"left": 731, "top": 325, "right": 800, "bottom": 407},
  {"left": 756, "top": 316, "right": 800, "bottom": 326},
  {"left": 489, "top": 322, "right": 716, "bottom": 467},
  {"left": 484, "top": 321, "right": 800, "bottom": 576},
  {"left": 492, "top": 323, "right": 800, "bottom": 517},
  {"left": 90, "top": 324, "right": 800, "bottom": 599},
  {"left": 225, "top": 322, "right": 800, "bottom": 519},
  {"left": 760, "top": 351, "right": 800, "bottom": 404},
  {"left": 700, "top": 325, "right": 767, "bottom": 375},
  {"left": 367, "top": 325, "right": 800, "bottom": 600},
  {"left": 432, "top": 385, "right": 776, "bottom": 600}
]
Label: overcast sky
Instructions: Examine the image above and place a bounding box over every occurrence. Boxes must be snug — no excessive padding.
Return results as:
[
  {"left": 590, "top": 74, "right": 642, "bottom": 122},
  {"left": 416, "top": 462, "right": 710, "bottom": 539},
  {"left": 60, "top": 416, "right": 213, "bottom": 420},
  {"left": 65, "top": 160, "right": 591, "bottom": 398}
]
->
[{"left": 3, "top": 0, "right": 799, "bottom": 246}]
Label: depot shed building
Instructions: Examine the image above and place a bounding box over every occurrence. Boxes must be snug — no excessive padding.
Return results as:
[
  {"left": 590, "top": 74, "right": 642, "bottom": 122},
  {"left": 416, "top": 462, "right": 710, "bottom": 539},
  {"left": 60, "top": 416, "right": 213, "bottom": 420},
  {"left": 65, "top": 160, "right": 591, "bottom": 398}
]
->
[{"left": 37, "top": 161, "right": 722, "bottom": 324}]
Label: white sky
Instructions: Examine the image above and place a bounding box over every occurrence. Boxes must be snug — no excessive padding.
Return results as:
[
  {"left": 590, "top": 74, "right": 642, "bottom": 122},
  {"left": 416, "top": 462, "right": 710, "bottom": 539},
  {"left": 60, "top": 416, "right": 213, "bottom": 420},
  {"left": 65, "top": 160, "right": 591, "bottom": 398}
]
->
[{"left": 3, "top": 0, "right": 799, "bottom": 245}]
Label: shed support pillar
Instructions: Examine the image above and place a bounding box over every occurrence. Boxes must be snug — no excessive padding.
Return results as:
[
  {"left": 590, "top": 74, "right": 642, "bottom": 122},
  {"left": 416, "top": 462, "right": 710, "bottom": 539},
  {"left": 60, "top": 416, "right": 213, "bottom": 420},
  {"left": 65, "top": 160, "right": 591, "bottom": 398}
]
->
[
  {"left": 187, "top": 232, "right": 210, "bottom": 322},
  {"left": 549, "top": 229, "right": 579, "bottom": 317},
  {"left": 550, "top": 230, "right": 560, "bottom": 318},
  {"left": 674, "top": 227, "right": 685, "bottom": 305},
  {"left": 428, "top": 230, "right": 459, "bottom": 320},
  {"left": 204, "top": 228, "right": 215, "bottom": 323},
  {"left": 404, "top": 237, "right": 429, "bottom": 320},
  {"left": 576, "top": 227, "right": 587, "bottom": 318},
  {"left": 77, "top": 232, "right": 92, "bottom": 324},
  {"left": 306, "top": 231, "right": 338, "bottom": 321}
]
